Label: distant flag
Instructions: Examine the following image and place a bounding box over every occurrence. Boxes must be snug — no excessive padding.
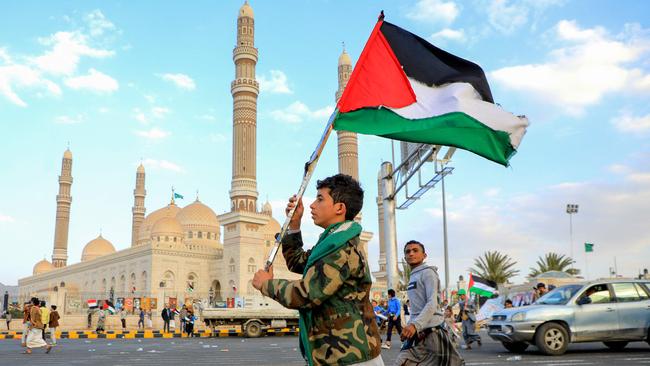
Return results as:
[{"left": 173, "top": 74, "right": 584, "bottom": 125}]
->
[
  {"left": 174, "top": 192, "right": 184, "bottom": 200},
  {"left": 232, "top": 285, "right": 237, "bottom": 293},
  {"left": 103, "top": 300, "right": 116, "bottom": 314},
  {"left": 187, "top": 282, "right": 194, "bottom": 293},
  {"left": 333, "top": 16, "right": 528, "bottom": 166},
  {"left": 585, "top": 243, "right": 594, "bottom": 253},
  {"left": 173, "top": 308, "right": 180, "bottom": 316},
  {"left": 468, "top": 273, "right": 497, "bottom": 297},
  {"left": 87, "top": 299, "right": 98, "bottom": 308}
]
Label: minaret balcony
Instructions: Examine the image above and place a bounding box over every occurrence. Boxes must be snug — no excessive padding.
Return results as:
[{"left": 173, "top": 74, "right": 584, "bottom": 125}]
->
[
  {"left": 233, "top": 46, "right": 258, "bottom": 63},
  {"left": 231, "top": 79, "right": 259, "bottom": 94}
]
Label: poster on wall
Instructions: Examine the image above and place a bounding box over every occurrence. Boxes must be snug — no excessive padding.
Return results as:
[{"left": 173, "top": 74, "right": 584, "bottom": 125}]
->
[
  {"left": 125, "top": 298, "right": 133, "bottom": 312},
  {"left": 142, "top": 297, "right": 151, "bottom": 311},
  {"left": 133, "top": 297, "right": 141, "bottom": 311},
  {"left": 116, "top": 297, "right": 124, "bottom": 311},
  {"left": 150, "top": 298, "right": 158, "bottom": 310},
  {"left": 66, "top": 295, "right": 82, "bottom": 315},
  {"left": 169, "top": 297, "right": 177, "bottom": 309}
]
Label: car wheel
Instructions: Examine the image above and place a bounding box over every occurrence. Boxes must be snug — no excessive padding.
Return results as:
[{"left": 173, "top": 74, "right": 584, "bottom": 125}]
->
[
  {"left": 535, "top": 322, "right": 569, "bottom": 356},
  {"left": 501, "top": 341, "right": 529, "bottom": 353},
  {"left": 603, "top": 341, "right": 628, "bottom": 351}
]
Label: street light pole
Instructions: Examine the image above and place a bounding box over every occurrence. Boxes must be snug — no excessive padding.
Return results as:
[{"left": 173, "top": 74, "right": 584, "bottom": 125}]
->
[
  {"left": 566, "top": 204, "right": 579, "bottom": 274},
  {"left": 440, "top": 166, "right": 450, "bottom": 299}
]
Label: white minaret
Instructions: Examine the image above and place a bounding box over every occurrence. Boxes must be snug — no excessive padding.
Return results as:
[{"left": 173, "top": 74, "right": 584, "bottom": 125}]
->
[
  {"left": 52, "top": 148, "right": 73, "bottom": 268},
  {"left": 229, "top": 0, "right": 259, "bottom": 213},
  {"left": 131, "top": 163, "right": 146, "bottom": 246}
]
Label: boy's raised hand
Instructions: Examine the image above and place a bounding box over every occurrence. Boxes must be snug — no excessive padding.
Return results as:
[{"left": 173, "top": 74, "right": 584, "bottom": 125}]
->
[{"left": 286, "top": 195, "right": 303, "bottom": 230}]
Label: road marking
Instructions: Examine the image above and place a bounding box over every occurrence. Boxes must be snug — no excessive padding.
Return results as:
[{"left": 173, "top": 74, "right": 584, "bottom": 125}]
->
[
  {"left": 531, "top": 360, "right": 586, "bottom": 364},
  {"left": 466, "top": 363, "right": 496, "bottom": 365},
  {"left": 544, "top": 363, "right": 593, "bottom": 366},
  {"left": 624, "top": 358, "right": 650, "bottom": 361}
]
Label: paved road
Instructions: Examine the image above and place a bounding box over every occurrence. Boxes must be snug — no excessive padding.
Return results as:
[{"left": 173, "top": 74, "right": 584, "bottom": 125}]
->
[{"left": 0, "top": 333, "right": 648, "bottom": 365}]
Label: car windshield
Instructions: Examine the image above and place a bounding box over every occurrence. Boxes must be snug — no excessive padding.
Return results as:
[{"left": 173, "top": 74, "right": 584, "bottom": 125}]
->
[{"left": 536, "top": 284, "right": 583, "bottom": 305}]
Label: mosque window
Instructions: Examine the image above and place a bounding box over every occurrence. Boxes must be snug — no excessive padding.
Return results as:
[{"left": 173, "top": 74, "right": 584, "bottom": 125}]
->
[
  {"left": 229, "top": 258, "right": 235, "bottom": 273},
  {"left": 165, "top": 236, "right": 169, "bottom": 242},
  {"left": 141, "top": 271, "right": 147, "bottom": 291},
  {"left": 198, "top": 231, "right": 203, "bottom": 239},
  {"left": 247, "top": 258, "right": 256, "bottom": 273},
  {"left": 188, "top": 231, "right": 193, "bottom": 239},
  {"left": 173, "top": 237, "right": 177, "bottom": 242}
]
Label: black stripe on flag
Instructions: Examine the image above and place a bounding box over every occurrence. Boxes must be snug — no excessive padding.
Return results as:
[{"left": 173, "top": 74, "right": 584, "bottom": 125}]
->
[
  {"left": 380, "top": 21, "right": 494, "bottom": 104},
  {"left": 472, "top": 275, "right": 497, "bottom": 290}
]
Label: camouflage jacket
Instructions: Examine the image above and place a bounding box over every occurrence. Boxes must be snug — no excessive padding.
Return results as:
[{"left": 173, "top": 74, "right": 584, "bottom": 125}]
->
[{"left": 261, "top": 222, "right": 382, "bottom": 366}]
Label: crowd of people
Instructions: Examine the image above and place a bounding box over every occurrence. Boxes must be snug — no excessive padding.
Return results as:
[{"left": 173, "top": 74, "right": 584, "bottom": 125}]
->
[{"left": 19, "top": 297, "right": 59, "bottom": 354}]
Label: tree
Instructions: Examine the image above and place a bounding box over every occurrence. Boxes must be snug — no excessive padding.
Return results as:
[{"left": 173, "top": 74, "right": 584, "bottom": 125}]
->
[
  {"left": 469, "top": 250, "right": 519, "bottom": 285},
  {"left": 397, "top": 260, "right": 412, "bottom": 291},
  {"left": 528, "top": 252, "right": 579, "bottom": 278}
]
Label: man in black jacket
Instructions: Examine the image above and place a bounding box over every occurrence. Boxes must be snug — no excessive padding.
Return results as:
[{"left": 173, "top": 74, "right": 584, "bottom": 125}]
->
[{"left": 161, "top": 304, "right": 171, "bottom": 333}]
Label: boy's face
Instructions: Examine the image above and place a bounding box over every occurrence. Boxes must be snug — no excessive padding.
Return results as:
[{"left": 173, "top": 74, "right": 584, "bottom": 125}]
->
[
  {"left": 310, "top": 188, "right": 345, "bottom": 228},
  {"left": 404, "top": 243, "right": 427, "bottom": 267}
]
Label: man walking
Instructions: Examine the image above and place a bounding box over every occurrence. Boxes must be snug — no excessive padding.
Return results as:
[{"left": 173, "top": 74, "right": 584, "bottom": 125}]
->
[
  {"left": 5, "top": 309, "right": 11, "bottom": 330},
  {"left": 382, "top": 289, "right": 403, "bottom": 349},
  {"left": 179, "top": 305, "right": 187, "bottom": 334},
  {"left": 40, "top": 301, "right": 50, "bottom": 341},
  {"left": 137, "top": 308, "right": 145, "bottom": 329},
  {"left": 253, "top": 174, "right": 383, "bottom": 366},
  {"left": 119, "top": 307, "right": 127, "bottom": 330},
  {"left": 48, "top": 305, "right": 60, "bottom": 346},
  {"left": 395, "top": 240, "right": 463, "bottom": 366},
  {"left": 161, "top": 304, "right": 171, "bottom": 333}
]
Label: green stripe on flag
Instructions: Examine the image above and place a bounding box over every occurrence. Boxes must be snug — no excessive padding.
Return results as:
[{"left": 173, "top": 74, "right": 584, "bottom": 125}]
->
[
  {"left": 334, "top": 108, "right": 515, "bottom": 166},
  {"left": 585, "top": 243, "right": 594, "bottom": 252},
  {"left": 469, "top": 287, "right": 494, "bottom": 297}
]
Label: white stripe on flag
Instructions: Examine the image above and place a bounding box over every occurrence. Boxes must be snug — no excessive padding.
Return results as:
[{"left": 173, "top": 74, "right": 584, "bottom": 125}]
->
[
  {"left": 389, "top": 78, "right": 528, "bottom": 149},
  {"left": 471, "top": 281, "right": 496, "bottom": 293}
]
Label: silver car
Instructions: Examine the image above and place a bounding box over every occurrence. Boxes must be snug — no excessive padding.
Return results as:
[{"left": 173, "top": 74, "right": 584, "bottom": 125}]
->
[{"left": 488, "top": 279, "right": 650, "bottom": 355}]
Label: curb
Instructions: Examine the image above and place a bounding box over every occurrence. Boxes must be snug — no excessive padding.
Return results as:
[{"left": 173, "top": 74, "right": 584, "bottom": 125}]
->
[{"left": 0, "top": 328, "right": 299, "bottom": 340}]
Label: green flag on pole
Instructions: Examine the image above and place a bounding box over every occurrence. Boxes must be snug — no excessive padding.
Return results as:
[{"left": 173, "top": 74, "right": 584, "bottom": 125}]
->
[
  {"left": 174, "top": 192, "right": 184, "bottom": 200},
  {"left": 585, "top": 243, "right": 594, "bottom": 252}
]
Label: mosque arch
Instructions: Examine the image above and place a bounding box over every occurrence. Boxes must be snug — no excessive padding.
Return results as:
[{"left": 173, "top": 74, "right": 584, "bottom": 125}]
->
[{"left": 211, "top": 280, "right": 222, "bottom": 301}]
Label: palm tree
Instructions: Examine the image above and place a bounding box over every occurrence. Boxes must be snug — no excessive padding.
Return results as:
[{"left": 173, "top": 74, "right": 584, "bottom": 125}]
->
[
  {"left": 468, "top": 250, "right": 519, "bottom": 285},
  {"left": 528, "top": 252, "right": 579, "bottom": 278}
]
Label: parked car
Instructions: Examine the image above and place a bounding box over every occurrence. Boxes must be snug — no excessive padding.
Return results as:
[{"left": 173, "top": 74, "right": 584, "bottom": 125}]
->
[{"left": 488, "top": 279, "right": 650, "bottom": 355}]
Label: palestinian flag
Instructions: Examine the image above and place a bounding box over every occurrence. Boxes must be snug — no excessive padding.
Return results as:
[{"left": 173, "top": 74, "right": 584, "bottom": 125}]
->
[
  {"left": 468, "top": 273, "right": 497, "bottom": 297},
  {"left": 333, "top": 17, "right": 528, "bottom": 166},
  {"left": 103, "top": 300, "right": 116, "bottom": 314}
]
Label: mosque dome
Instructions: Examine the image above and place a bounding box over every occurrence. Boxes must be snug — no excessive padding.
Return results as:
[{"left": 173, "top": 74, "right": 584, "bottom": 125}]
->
[
  {"left": 151, "top": 216, "right": 183, "bottom": 236},
  {"left": 178, "top": 199, "right": 221, "bottom": 245},
  {"left": 33, "top": 259, "right": 55, "bottom": 275},
  {"left": 239, "top": 1, "right": 254, "bottom": 18},
  {"left": 338, "top": 50, "right": 351, "bottom": 66},
  {"left": 137, "top": 203, "right": 181, "bottom": 244},
  {"left": 63, "top": 149, "right": 72, "bottom": 159},
  {"left": 81, "top": 235, "right": 116, "bottom": 262}
]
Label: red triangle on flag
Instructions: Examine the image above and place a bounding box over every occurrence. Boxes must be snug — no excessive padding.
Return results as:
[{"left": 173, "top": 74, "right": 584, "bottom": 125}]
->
[{"left": 337, "top": 20, "right": 416, "bottom": 113}]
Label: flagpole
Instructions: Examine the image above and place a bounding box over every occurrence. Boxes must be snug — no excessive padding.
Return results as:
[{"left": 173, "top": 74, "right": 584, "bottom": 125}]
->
[{"left": 264, "top": 109, "right": 339, "bottom": 270}]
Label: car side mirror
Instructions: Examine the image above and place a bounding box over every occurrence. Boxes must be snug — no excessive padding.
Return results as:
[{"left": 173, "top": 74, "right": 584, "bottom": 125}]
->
[{"left": 577, "top": 297, "right": 591, "bottom": 305}]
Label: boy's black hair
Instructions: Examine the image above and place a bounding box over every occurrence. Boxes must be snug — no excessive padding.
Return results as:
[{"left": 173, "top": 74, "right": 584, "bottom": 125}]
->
[
  {"left": 51, "top": 305, "right": 57, "bottom": 310},
  {"left": 387, "top": 289, "right": 396, "bottom": 297},
  {"left": 404, "top": 240, "right": 426, "bottom": 253},
  {"left": 40, "top": 300, "right": 46, "bottom": 307},
  {"left": 316, "top": 174, "right": 364, "bottom": 221},
  {"left": 504, "top": 299, "right": 513, "bottom": 305},
  {"left": 31, "top": 298, "right": 40, "bottom": 306}
]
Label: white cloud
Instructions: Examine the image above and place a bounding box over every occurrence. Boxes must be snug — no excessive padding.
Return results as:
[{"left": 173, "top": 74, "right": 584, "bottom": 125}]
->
[
  {"left": 0, "top": 214, "right": 15, "bottom": 223},
  {"left": 611, "top": 112, "right": 650, "bottom": 133},
  {"left": 270, "top": 101, "right": 334, "bottom": 124},
  {"left": 197, "top": 114, "right": 216, "bottom": 121},
  {"left": 134, "top": 127, "right": 170, "bottom": 140},
  {"left": 32, "top": 31, "right": 114, "bottom": 76},
  {"left": 64, "top": 68, "right": 118, "bottom": 93},
  {"left": 406, "top": 0, "right": 459, "bottom": 25},
  {"left": 84, "top": 10, "right": 116, "bottom": 37},
  {"left": 160, "top": 73, "right": 195, "bottom": 90},
  {"left": 627, "top": 172, "right": 650, "bottom": 184},
  {"left": 491, "top": 20, "right": 650, "bottom": 115},
  {"left": 485, "top": 0, "right": 565, "bottom": 34},
  {"left": 133, "top": 108, "right": 147, "bottom": 124},
  {"left": 151, "top": 106, "right": 170, "bottom": 119},
  {"left": 0, "top": 63, "right": 61, "bottom": 107},
  {"left": 430, "top": 28, "right": 466, "bottom": 44},
  {"left": 142, "top": 158, "right": 184, "bottom": 173},
  {"left": 258, "top": 70, "right": 292, "bottom": 94},
  {"left": 98, "top": 107, "right": 109, "bottom": 113},
  {"left": 143, "top": 94, "right": 156, "bottom": 103},
  {"left": 54, "top": 114, "right": 84, "bottom": 124}
]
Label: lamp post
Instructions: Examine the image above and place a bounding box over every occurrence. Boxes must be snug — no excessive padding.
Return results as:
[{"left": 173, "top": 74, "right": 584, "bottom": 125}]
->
[{"left": 566, "top": 204, "right": 579, "bottom": 273}]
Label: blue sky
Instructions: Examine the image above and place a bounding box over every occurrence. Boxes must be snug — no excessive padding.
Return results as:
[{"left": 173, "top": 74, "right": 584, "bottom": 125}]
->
[{"left": 1, "top": 0, "right": 649, "bottom": 286}]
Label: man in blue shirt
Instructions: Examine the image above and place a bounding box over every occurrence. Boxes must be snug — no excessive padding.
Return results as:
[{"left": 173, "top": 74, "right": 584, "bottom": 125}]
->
[{"left": 381, "top": 288, "right": 403, "bottom": 349}]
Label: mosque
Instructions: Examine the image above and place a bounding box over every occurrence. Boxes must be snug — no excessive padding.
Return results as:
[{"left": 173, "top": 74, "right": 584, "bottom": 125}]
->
[{"left": 18, "top": 1, "right": 375, "bottom": 312}]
